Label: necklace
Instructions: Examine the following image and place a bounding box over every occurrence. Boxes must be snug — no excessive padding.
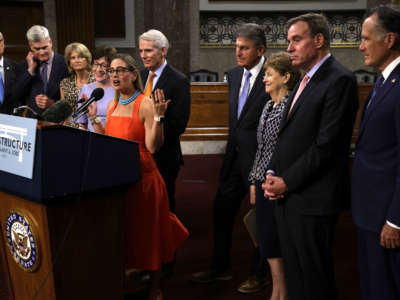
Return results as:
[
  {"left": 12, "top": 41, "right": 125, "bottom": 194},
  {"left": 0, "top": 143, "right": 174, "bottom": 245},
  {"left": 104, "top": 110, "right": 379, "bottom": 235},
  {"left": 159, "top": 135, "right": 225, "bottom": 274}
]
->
[{"left": 119, "top": 90, "right": 140, "bottom": 105}]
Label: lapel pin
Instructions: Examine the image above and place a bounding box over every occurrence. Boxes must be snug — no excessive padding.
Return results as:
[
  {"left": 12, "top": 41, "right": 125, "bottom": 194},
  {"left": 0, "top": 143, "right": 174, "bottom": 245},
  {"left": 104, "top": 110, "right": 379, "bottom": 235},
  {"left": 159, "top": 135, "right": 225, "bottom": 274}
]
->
[
  {"left": 392, "top": 79, "right": 396, "bottom": 83},
  {"left": 6, "top": 66, "right": 9, "bottom": 71}
]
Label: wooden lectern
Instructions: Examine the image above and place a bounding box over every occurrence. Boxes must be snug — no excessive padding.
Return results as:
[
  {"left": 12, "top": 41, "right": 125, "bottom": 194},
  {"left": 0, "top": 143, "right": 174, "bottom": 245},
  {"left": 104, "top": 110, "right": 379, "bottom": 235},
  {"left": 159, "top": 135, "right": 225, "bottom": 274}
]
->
[{"left": 0, "top": 123, "right": 140, "bottom": 300}]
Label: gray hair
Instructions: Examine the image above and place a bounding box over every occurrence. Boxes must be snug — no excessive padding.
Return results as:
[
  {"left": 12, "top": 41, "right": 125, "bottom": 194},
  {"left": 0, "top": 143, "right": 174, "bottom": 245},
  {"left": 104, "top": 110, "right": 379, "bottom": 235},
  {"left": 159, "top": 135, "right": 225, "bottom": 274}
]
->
[
  {"left": 26, "top": 25, "right": 51, "bottom": 42},
  {"left": 236, "top": 23, "right": 266, "bottom": 49},
  {"left": 139, "top": 29, "right": 169, "bottom": 55}
]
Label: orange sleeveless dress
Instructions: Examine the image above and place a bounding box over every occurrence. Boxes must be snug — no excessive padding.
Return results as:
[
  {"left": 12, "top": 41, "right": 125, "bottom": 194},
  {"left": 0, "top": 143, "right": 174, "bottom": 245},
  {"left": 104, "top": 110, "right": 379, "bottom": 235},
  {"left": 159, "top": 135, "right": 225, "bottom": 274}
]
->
[{"left": 105, "top": 94, "right": 189, "bottom": 270}]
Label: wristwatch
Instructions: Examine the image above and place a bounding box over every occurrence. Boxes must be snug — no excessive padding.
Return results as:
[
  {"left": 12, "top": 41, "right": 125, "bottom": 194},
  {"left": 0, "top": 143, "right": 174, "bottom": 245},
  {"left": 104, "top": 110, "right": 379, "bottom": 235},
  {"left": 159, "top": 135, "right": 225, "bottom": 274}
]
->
[
  {"left": 154, "top": 115, "right": 165, "bottom": 123},
  {"left": 90, "top": 116, "right": 101, "bottom": 125}
]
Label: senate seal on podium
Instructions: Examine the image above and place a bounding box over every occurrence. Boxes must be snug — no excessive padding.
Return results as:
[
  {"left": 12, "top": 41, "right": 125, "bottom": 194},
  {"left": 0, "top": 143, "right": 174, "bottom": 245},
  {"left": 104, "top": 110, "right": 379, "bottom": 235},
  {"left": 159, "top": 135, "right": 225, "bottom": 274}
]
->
[{"left": 5, "top": 211, "right": 40, "bottom": 272}]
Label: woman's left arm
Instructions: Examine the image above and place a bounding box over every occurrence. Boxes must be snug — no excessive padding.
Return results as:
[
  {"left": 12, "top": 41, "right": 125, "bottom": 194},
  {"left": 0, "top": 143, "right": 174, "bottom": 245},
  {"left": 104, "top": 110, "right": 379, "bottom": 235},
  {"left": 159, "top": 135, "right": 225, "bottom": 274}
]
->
[{"left": 142, "top": 89, "right": 171, "bottom": 153}]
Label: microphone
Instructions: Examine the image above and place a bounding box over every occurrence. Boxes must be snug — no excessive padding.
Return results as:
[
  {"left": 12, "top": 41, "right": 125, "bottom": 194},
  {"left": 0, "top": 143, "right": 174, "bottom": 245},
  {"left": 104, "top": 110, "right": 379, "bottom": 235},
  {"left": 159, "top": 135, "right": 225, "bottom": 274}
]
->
[
  {"left": 13, "top": 106, "right": 43, "bottom": 120},
  {"left": 42, "top": 100, "right": 73, "bottom": 123},
  {"left": 72, "top": 88, "right": 104, "bottom": 118}
]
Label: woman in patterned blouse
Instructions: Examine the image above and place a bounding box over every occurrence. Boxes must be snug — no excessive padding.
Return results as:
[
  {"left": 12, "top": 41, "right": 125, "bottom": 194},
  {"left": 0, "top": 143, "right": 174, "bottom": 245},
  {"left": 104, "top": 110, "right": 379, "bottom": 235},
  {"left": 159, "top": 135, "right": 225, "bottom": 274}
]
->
[
  {"left": 59, "top": 42, "right": 95, "bottom": 112},
  {"left": 248, "top": 52, "right": 300, "bottom": 300}
]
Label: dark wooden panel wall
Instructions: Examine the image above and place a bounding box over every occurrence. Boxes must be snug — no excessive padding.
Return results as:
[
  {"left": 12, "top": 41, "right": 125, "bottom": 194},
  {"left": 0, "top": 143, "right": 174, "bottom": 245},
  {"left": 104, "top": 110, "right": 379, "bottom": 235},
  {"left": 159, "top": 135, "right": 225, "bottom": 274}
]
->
[
  {"left": 55, "top": 0, "right": 95, "bottom": 56},
  {"left": 143, "top": 0, "right": 191, "bottom": 76},
  {"left": 0, "top": 2, "right": 43, "bottom": 62}
]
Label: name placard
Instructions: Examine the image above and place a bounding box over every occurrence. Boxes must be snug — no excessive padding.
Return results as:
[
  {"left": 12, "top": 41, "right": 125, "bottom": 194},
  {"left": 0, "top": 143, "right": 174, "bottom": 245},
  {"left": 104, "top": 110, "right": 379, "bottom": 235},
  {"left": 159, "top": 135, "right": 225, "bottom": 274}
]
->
[{"left": 0, "top": 114, "right": 37, "bottom": 179}]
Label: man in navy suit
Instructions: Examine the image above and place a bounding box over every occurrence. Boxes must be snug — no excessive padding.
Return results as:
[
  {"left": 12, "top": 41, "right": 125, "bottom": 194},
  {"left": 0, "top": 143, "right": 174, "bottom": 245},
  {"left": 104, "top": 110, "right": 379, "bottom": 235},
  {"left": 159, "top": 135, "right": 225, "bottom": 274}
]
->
[
  {"left": 0, "top": 32, "right": 18, "bottom": 114},
  {"left": 352, "top": 6, "right": 400, "bottom": 300},
  {"left": 263, "top": 13, "right": 358, "bottom": 300},
  {"left": 192, "top": 24, "right": 270, "bottom": 292},
  {"left": 13, "top": 25, "right": 68, "bottom": 117},
  {"left": 139, "top": 29, "right": 191, "bottom": 214}
]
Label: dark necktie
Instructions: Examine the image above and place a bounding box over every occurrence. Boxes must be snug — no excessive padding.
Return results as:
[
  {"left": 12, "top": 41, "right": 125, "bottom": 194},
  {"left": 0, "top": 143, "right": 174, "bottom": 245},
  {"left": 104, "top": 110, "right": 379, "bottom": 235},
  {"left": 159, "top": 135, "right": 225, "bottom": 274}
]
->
[
  {"left": 41, "top": 62, "right": 48, "bottom": 93},
  {"left": 367, "top": 75, "right": 384, "bottom": 109},
  {"left": 0, "top": 71, "right": 4, "bottom": 104}
]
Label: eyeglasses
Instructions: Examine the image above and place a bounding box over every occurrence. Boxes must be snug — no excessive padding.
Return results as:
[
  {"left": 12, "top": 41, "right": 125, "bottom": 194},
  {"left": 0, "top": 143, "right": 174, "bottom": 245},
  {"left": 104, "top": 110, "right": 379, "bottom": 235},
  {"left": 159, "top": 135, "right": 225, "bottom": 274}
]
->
[
  {"left": 93, "top": 63, "right": 109, "bottom": 70},
  {"left": 107, "top": 67, "right": 133, "bottom": 75}
]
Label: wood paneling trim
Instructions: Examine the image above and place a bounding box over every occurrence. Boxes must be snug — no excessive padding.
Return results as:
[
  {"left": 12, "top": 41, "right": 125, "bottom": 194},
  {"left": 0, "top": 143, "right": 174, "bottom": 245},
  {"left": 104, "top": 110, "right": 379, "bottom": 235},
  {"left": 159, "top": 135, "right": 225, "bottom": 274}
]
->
[{"left": 183, "top": 82, "right": 373, "bottom": 142}]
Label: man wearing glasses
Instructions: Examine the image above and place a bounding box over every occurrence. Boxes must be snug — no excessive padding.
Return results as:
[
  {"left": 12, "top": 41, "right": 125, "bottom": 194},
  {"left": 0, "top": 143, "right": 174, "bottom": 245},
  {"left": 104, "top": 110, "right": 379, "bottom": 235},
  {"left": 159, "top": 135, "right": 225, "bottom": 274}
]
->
[{"left": 13, "top": 25, "right": 68, "bottom": 117}]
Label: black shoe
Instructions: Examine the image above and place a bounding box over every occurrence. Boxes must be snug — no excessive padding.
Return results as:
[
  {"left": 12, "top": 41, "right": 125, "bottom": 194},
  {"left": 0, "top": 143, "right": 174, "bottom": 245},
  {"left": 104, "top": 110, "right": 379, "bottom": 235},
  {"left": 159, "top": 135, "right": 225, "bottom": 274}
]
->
[{"left": 191, "top": 269, "right": 233, "bottom": 284}]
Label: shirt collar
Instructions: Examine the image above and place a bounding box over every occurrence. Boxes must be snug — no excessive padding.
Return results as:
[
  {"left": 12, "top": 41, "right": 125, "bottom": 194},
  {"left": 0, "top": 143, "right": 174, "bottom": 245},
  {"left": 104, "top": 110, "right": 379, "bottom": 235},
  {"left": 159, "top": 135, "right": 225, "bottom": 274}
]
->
[
  {"left": 245, "top": 56, "right": 265, "bottom": 78},
  {"left": 306, "top": 53, "right": 331, "bottom": 79},
  {"left": 381, "top": 55, "right": 400, "bottom": 81},
  {"left": 0, "top": 56, "right": 3, "bottom": 68},
  {"left": 42, "top": 51, "right": 54, "bottom": 66},
  {"left": 152, "top": 59, "right": 167, "bottom": 78}
]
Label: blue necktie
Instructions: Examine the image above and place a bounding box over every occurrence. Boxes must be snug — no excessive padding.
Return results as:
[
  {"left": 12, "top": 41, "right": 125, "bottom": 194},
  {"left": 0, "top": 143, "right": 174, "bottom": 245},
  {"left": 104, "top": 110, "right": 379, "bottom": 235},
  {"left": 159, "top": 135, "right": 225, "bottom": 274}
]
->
[
  {"left": 238, "top": 70, "right": 251, "bottom": 118},
  {"left": 0, "top": 71, "right": 4, "bottom": 104},
  {"left": 41, "top": 62, "right": 48, "bottom": 93},
  {"left": 367, "top": 75, "right": 384, "bottom": 109}
]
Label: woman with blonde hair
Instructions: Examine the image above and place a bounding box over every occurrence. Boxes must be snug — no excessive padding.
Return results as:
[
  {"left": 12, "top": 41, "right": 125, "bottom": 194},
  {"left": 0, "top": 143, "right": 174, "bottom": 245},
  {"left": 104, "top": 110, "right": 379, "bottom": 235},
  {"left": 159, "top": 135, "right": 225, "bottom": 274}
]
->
[{"left": 60, "top": 42, "right": 95, "bottom": 112}]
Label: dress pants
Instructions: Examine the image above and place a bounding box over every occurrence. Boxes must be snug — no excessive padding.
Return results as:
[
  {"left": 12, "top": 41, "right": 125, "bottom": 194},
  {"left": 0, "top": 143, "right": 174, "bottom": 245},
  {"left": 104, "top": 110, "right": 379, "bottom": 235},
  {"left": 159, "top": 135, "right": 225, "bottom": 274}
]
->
[
  {"left": 275, "top": 203, "right": 338, "bottom": 300},
  {"left": 357, "top": 227, "right": 400, "bottom": 300},
  {"left": 212, "top": 156, "right": 252, "bottom": 272},
  {"left": 157, "top": 164, "right": 179, "bottom": 214}
]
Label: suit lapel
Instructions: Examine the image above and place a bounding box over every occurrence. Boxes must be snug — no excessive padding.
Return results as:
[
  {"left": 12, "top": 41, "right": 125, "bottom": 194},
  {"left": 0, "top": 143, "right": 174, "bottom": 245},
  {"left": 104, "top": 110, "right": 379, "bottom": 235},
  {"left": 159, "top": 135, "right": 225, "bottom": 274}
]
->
[
  {"left": 358, "top": 66, "right": 400, "bottom": 140},
  {"left": 280, "top": 56, "right": 333, "bottom": 132},
  {"left": 230, "top": 68, "right": 243, "bottom": 125},
  {"left": 3, "top": 58, "right": 11, "bottom": 87},
  {"left": 154, "top": 64, "right": 171, "bottom": 90},
  {"left": 237, "top": 68, "right": 264, "bottom": 124}
]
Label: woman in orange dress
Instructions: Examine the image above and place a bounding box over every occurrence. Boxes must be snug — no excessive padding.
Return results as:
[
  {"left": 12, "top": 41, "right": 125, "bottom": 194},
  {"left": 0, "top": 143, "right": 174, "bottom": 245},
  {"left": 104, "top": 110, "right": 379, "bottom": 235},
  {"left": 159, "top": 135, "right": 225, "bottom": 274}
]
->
[{"left": 88, "top": 53, "right": 188, "bottom": 300}]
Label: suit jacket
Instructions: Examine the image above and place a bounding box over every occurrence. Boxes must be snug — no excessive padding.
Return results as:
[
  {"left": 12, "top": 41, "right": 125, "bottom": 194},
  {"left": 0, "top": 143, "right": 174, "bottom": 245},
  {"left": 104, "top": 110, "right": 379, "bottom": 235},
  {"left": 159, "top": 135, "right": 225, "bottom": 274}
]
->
[
  {"left": 269, "top": 56, "right": 358, "bottom": 215},
  {"left": 140, "top": 64, "right": 191, "bottom": 175},
  {"left": 219, "top": 63, "right": 269, "bottom": 183},
  {"left": 0, "top": 57, "right": 18, "bottom": 114},
  {"left": 352, "top": 63, "right": 400, "bottom": 233},
  {"left": 13, "top": 52, "right": 68, "bottom": 115}
]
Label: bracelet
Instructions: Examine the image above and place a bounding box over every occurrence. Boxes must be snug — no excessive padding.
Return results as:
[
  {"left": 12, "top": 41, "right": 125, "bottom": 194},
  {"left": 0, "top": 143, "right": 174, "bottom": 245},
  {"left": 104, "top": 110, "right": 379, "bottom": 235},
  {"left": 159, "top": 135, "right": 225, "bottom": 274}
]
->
[{"left": 154, "top": 115, "right": 165, "bottom": 123}]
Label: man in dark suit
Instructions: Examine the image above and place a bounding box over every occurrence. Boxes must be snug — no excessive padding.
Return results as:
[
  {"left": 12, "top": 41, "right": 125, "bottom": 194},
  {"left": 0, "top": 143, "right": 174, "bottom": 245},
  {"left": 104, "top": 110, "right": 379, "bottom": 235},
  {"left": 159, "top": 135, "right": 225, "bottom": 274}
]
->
[
  {"left": 192, "top": 24, "right": 270, "bottom": 292},
  {"left": 13, "top": 25, "right": 68, "bottom": 117},
  {"left": 138, "top": 29, "right": 191, "bottom": 214},
  {"left": 0, "top": 32, "right": 18, "bottom": 114},
  {"left": 352, "top": 6, "right": 400, "bottom": 300},
  {"left": 263, "top": 13, "right": 358, "bottom": 300}
]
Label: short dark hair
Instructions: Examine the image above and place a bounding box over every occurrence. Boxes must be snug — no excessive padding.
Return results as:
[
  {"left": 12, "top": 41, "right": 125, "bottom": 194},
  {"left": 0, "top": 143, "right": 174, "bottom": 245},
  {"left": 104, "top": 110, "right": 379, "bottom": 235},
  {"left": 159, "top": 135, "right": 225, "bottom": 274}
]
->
[
  {"left": 93, "top": 45, "right": 117, "bottom": 65},
  {"left": 264, "top": 52, "right": 301, "bottom": 90},
  {"left": 365, "top": 6, "right": 400, "bottom": 49},
  {"left": 236, "top": 23, "right": 266, "bottom": 50},
  {"left": 287, "top": 13, "right": 330, "bottom": 48}
]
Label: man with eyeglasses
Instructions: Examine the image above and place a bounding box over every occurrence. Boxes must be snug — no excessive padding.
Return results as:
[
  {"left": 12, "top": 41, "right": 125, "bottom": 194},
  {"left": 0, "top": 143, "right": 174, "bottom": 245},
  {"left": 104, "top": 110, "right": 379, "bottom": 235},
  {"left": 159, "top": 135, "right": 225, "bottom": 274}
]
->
[
  {"left": 0, "top": 31, "right": 18, "bottom": 115},
  {"left": 13, "top": 25, "right": 68, "bottom": 117},
  {"left": 139, "top": 29, "right": 191, "bottom": 215}
]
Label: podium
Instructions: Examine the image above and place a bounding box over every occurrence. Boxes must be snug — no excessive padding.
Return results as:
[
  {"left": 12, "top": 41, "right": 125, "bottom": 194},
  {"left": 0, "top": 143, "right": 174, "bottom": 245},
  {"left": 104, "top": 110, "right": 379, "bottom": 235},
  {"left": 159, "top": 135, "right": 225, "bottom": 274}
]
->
[{"left": 0, "top": 122, "right": 140, "bottom": 300}]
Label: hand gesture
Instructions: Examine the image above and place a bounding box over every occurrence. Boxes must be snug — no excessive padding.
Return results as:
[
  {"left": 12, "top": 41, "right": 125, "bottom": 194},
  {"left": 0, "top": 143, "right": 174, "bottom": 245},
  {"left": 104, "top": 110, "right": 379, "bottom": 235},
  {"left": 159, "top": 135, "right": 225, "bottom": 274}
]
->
[
  {"left": 35, "top": 94, "right": 54, "bottom": 109},
  {"left": 26, "top": 51, "right": 38, "bottom": 75},
  {"left": 152, "top": 89, "right": 171, "bottom": 118}
]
